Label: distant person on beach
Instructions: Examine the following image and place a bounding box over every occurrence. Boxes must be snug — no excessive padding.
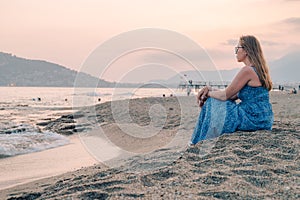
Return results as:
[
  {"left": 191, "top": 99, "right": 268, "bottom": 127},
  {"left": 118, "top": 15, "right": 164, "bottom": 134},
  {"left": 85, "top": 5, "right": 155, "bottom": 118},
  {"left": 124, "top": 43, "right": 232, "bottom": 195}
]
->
[
  {"left": 190, "top": 35, "right": 274, "bottom": 145},
  {"left": 187, "top": 86, "right": 192, "bottom": 96}
]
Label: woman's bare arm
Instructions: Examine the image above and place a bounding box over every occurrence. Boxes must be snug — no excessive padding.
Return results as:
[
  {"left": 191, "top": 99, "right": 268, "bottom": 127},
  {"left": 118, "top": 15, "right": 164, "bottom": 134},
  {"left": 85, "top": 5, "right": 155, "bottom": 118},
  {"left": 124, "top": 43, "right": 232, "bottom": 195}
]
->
[
  {"left": 207, "top": 66, "right": 252, "bottom": 101},
  {"left": 229, "top": 94, "right": 239, "bottom": 101}
]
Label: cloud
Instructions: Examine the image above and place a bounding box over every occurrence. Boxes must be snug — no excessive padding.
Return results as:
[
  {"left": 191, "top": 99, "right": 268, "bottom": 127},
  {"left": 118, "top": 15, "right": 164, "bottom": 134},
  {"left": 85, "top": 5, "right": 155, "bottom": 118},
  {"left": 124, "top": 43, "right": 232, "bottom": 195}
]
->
[
  {"left": 261, "top": 40, "right": 281, "bottom": 46},
  {"left": 221, "top": 39, "right": 237, "bottom": 46},
  {"left": 281, "top": 17, "right": 300, "bottom": 30},
  {"left": 138, "top": 48, "right": 217, "bottom": 72},
  {"left": 222, "top": 38, "right": 280, "bottom": 47},
  {"left": 283, "top": 17, "right": 300, "bottom": 24}
]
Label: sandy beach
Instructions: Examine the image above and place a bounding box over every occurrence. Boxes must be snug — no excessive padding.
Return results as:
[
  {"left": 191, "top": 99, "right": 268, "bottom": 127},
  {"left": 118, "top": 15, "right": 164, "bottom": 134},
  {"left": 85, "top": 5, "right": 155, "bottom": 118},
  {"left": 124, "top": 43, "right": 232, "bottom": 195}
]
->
[
  {"left": 0, "top": 135, "right": 97, "bottom": 190},
  {"left": 0, "top": 91, "right": 299, "bottom": 199}
]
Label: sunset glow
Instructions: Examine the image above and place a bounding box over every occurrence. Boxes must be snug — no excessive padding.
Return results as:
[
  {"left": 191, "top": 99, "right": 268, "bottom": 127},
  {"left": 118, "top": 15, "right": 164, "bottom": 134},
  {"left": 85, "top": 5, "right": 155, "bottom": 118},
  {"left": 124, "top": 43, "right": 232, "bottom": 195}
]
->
[{"left": 1, "top": 0, "right": 300, "bottom": 81}]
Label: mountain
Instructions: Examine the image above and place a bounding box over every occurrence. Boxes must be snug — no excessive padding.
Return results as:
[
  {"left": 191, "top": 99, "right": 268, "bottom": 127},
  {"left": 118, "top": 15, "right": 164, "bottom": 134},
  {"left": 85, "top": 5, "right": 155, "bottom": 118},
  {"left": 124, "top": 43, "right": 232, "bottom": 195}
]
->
[
  {"left": 161, "top": 51, "right": 300, "bottom": 86},
  {"left": 269, "top": 51, "right": 300, "bottom": 83},
  {"left": 0, "top": 52, "right": 114, "bottom": 87},
  {"left": 0, "top": 50, "right": 298, "bottom": 87},
  {"left": 164, "top": 68, "right": 239, "bottom": 85}
]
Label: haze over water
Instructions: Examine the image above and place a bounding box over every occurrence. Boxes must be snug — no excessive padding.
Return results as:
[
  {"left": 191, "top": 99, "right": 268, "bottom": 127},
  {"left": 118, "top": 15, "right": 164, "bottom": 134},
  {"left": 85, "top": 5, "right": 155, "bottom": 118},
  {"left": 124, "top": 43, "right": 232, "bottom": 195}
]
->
[{"left": 0, "top": 86, "right": 184, "bottom": 158}]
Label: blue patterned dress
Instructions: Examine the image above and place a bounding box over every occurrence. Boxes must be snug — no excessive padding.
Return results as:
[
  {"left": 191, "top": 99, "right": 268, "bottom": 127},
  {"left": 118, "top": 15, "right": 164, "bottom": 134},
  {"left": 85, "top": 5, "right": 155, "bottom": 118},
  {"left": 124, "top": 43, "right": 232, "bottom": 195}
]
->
[{"left": 190, "top": 81, "right": 274, "bottom": 144}]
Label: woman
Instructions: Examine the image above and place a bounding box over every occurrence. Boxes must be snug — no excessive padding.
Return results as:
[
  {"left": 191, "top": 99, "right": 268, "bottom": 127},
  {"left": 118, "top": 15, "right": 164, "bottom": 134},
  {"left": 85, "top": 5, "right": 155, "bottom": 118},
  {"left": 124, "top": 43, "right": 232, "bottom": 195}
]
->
[{"left": 190, "top": 35, "right": 273, "bottom": 145}]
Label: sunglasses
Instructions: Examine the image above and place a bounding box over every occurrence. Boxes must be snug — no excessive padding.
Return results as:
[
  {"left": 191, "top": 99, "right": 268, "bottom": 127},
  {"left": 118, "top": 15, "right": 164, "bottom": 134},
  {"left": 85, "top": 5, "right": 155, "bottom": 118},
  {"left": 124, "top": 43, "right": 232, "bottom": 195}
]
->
[{"left": 235, "top": 46, "right": 244, "bottom": 54}]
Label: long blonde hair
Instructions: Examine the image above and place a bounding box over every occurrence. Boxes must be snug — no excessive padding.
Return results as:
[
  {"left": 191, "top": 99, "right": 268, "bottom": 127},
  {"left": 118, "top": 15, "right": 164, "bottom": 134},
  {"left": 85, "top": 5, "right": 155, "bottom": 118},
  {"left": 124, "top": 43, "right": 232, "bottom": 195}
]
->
[{"left": 240, "top": 35, "right": 273, "bottom": 91}]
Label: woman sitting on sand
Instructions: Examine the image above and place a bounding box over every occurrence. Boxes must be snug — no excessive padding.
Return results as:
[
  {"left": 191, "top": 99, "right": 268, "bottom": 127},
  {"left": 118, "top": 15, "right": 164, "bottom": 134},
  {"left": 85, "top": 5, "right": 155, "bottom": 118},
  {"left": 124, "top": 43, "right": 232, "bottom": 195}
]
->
[{"left": 190, "top": 35, "right": 273, "bottom": 145}]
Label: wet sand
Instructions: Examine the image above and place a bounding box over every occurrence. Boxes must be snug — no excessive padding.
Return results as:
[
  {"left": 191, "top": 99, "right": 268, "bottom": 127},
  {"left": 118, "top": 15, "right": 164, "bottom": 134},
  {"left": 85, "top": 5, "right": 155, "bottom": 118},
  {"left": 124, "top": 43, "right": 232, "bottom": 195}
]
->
[
  {"left": 0, "top": 91, "right": 299, "bottom": 199},
  {"left": 0, "top": 135, "right": 97, "bottom": 190}
]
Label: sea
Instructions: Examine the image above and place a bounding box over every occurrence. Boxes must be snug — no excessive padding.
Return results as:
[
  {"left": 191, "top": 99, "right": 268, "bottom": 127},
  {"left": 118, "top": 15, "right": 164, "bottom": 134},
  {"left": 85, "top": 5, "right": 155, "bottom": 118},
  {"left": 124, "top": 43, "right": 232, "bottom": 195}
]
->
[{"left": 0, "top": 86, "right": 187, "bottom": 158}]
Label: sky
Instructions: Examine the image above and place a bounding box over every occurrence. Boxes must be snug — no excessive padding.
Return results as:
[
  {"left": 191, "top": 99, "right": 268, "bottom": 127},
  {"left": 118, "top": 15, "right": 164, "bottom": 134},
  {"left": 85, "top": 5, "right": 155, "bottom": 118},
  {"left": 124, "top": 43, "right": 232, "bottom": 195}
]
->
[{"left": 1, "top": 0, "right": 300, "bottom": 82}]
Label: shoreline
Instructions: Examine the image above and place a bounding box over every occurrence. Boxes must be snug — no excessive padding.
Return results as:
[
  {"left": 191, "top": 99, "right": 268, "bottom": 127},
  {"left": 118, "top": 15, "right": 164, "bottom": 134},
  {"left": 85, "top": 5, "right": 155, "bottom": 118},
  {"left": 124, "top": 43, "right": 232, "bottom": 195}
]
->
[
  {"left": 0, "top": 92, "right": 299, "bottom": 199},
  {"left": 0, "top": 135, "right": 98, "bottom": 190},
  {"left": 0, "top": 94, "right": 190, "bottom": 190}
]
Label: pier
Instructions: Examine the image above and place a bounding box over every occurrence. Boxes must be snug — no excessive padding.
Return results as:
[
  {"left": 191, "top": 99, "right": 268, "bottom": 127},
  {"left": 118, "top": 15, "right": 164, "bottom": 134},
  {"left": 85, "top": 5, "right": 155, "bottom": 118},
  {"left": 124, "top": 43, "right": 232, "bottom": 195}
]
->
[
  {"left": 179, "top": 81, "right": 299, "bottom": 94},
  {"left": 178, "top": 80, "right": 231, "bottom": 91}
]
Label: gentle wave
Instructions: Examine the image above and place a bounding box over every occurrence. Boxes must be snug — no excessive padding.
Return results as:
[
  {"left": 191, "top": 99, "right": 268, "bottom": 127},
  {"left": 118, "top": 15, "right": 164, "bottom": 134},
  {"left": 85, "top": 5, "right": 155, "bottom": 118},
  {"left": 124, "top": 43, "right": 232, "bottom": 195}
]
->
[
  {"left": 0, "top": 87, "right": 184, "bottom": 158},
  {"left": 0, "top": 131, "right": 69, "bottom": 158}
]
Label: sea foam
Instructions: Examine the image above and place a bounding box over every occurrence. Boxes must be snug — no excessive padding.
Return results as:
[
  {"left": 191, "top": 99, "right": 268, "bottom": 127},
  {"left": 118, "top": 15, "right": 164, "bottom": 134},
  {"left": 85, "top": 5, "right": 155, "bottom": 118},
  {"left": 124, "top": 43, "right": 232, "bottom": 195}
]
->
[{"left": 0, "top": 131, "right": 69, "bottom": 158}]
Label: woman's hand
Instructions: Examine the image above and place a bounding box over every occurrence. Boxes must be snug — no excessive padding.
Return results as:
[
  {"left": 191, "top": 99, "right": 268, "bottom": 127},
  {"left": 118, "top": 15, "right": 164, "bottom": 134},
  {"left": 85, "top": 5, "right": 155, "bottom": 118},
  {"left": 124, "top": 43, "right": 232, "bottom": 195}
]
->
[{"left": 197, "top": 86, "right": 210, "bottom": 107}]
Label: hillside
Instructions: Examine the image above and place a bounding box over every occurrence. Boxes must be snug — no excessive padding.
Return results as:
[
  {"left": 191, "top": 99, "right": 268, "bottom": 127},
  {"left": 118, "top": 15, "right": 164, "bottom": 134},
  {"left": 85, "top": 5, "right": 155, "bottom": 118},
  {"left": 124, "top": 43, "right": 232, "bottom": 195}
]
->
[
  {"left": 163, "top": 51, "right": 300, "bottom": 85},
  {"left": 269, "top": 51, "right": 300, "bottom": 83},
  {"left": 0, "top": 52, "right": 113, "bottom": 87},
  {"left": 0, "top": 51, "right": 299, "bottom": 87}
]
